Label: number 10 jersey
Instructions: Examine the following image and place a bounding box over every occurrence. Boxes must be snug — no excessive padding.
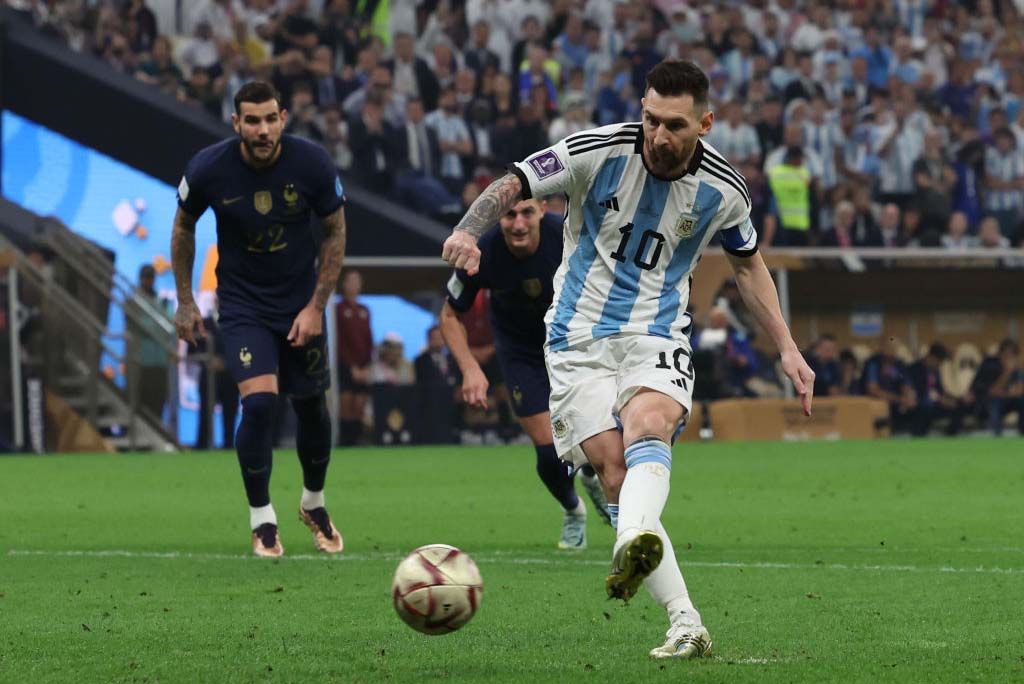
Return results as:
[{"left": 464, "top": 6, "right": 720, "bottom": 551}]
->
[{"left": 509, "top": 122, "right": 757, "bottom": 353}]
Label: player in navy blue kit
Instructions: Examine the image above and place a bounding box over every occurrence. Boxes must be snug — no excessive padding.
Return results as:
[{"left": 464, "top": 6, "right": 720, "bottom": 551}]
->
[
  {"left": 171, "top": 81, "right": 348, "bottom": 558},
  {"left": 440, "top": 197, "right": 610, "bottom": 550}
]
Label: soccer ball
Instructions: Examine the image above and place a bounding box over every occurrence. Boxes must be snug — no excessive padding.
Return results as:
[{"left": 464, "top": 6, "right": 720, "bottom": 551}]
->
[{"left": 392, "top": 544, "right": 483, "bottom": 635}]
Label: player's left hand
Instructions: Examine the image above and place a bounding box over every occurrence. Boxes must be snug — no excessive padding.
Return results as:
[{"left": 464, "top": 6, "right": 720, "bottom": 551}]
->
[
  {"left": 288, "top": 305, "right": 322, "bottom": 347},
  {"left": 781, "top": 348, "right": 815, "bottom": 417},
  {"left": 442, "top": 231, "right": 482, "bottom": 275}
]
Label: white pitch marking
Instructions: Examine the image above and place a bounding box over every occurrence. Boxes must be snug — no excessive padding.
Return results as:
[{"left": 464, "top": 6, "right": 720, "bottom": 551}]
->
[{"left": 6, "top": 549, "right": 1024, "bottom": 574}]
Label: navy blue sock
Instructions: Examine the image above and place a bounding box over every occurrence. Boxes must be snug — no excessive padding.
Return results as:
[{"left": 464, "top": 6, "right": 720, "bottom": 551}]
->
[
  {"left": 535, "top": 443, "right": 579, "bottom": 511},
  {"left": 292, "top": 394, "right": 332, "bottom": 493},
  {"left": 235, "top": 392, "right": 278, "bottom": 507}
]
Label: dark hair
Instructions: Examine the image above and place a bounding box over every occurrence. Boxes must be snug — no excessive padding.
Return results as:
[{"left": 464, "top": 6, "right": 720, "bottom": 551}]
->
[
  {"left": 928, "top": 342, "right": 949, "bottom": 360},
  {"left": 233, "top": 81, "right": 282, "bottom": 115},
  {"left": 644, "top": 60, "right": 709, "bottom": 109}
]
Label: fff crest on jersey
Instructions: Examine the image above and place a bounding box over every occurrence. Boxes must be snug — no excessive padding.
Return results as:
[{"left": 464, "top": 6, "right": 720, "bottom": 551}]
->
[
  {"left": 239, "top": 347, "right": 253, "bottom": 369},
  {"left": 674, "top": 213, "right": 698, "bottom": 239},
  {"left": 254, "top": 191, "right": 273, "bottom": 215},
  {"left": 522, "top": 278, "right": 542, "bottom": 299}
]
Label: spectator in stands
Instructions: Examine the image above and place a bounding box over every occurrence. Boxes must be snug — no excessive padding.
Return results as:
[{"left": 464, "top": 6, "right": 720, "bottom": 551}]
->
[
  {"left": 518, "top": 42, "right": 558, "bottom": 114},
  {"left": 941, "top": 211, "right": 979, "bottom": 249},
  {"left": 952, "top": 138, "right": 986, "bottom": 231},
  {"left": 317, "top": 105, "right": 352, "bottom": 170},
  {"left": 547, "top": 92, "right": 594, "bottom": 144},
  {"left": 135, "top": 35, "right": 183, "bottom": 92},
  {"left": 387, "top": 31, "right": 440, "bottom": 112},
  {"left": 413, "top": 325, "right": 458, "bottom": 444},
  {"left": 343, "top": 64, "right": 406, "bottom": 129},
  {"left": 127, "top": 264, "right": 172, "bottom": 424},
  {"left": 983, "top": 127, "right": 1024, "bottom": 244},
  {"left": 911, "top": 129, "right": 957, "bottom": 235},
  {"left": 370, "top": 332, "right": 415, "bottom": 386},
  {"left": 464, "top": 20, "right": 501, "bottom": 77},
  {"left": 823, "top": 200, "right": 883, "bottom": 247},
  {"left": 266, "top": 0, "right": 319, "bottom": 56},
  {"left": 706, "top": 101, "right": 761, "bottom": 166},
  {"left": 308, "top": 45, "right": 349, "bottom": 109},
  {"left": 284, "top": 82, "right": 321, "bottom": 140},
  {"left": 693, "top": 307, "right": 760, "bottom": 398},
  {"left": 807, "top": 334, "right": 842, "bottom": 396},
  {"left": 271, "top": 49, "right": 314, "bottom": 111},
  {"left": 971, "top": 338, "right": 1024, "bottom": 436},
  {"left": 978, "top": 216, "right": 1011, "bottom": 248},
  {"left": 862, "top": 339, "right": 917, "bottom": 434},
  {"left": 424, "top": 86, "right": 473, "bottom": 195},
  {"left": 348, "top": 93, "right": 403, "bottom": 194},
  {"left": 178, "top": 21, "right": 220, "bottom": 77},
  {"left": 877, "top": 202, "right": 903, "bottom": 248},
  {"left": 876, "top": 99, "right": 926, "bottom": 210},
  {"left": 907, "top": 343, "right": 965, "bottom": 436},
  {"left": 839, "top": 349, "right": 861, "bottom": 396},
  {"left": 335, "top": 270, "right": 372, "bottom": 446},
  {"left": 395, "top": 97, "right": 462, "bottom": 217}
]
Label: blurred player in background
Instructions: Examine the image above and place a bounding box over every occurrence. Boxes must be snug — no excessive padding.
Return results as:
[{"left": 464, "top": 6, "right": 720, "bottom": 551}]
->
[
  {"left": 442, "top": 60, "right": 814, "bottom": 659},
  {"left": 172, "top": 81, "right": 348, "bottom": 558},
  {"left": 440, "top": 197, "right": 610, "bottom": 551}
]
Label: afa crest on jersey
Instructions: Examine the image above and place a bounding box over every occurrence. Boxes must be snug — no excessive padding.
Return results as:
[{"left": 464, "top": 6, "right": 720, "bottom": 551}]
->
[
  {"left": 674, "top": 213, "right": 698, "bottom": 239},
  {"left": 254, "top": 191, "right": 273, "bottom": 215}
]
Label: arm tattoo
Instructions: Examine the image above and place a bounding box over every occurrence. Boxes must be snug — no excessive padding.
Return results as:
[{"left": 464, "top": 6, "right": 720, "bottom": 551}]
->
[
  {"left": 171, "top": 208, "right": 198, "bottom": 305},
  {"left": 453, "top": 173, "right": 523, "bottom": 237},
  {"left": 311, "top": 207, "right": 347, "bottom": 312}
]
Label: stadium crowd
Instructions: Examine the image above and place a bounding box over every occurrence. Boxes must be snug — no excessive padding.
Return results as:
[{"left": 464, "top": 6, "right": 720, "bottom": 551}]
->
[
  {"left": 8, "top": 0, "right": 1021, "bottom": 442},
  {"left": 13, "top": 0, "right": 1024, "bottom": 248}
]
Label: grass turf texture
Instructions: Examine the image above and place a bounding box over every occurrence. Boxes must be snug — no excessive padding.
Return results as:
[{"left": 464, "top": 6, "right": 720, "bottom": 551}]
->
[{"left": 1, "top": 439, "right": 1022, "bottom": 683}]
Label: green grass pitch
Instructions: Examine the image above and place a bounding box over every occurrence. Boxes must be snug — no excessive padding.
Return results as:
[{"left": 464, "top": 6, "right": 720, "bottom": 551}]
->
[{"left": 1, "top": 439, "right": 1023, "bottom": 683}]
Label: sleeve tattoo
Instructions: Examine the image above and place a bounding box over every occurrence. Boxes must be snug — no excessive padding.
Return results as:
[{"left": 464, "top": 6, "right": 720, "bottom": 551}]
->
[
  {"left": 312, "top": 206, "right": 347, "bottom": 311},
  {"left": 171, "top": 207, "right": 198, "bottom": 305},
  {"left": 454, "top": 173, "right": 523, "bottom": 237}
]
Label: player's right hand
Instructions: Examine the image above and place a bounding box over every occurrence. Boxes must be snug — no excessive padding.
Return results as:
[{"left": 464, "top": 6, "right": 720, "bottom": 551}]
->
[
  {"left": 174, "top": 300, "right": 206, "bottom": 346},
  {"left": 461, "top": 366, "right": 489, "bottom": 409},
  {"left": 442, "top": 231, "right": 482, "bottom": 276}
]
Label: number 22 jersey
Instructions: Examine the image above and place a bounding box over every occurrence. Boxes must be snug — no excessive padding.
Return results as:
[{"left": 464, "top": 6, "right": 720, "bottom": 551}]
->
[
  {"left": 177, "top": 134, "right": 345, "bottom": 326},
  {"left": 509, "top": 122, "right": 757, "bottom": 352}
]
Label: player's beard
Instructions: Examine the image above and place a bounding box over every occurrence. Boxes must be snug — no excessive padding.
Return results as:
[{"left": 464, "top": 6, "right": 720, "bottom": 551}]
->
[
  {"left": 242, "top": 136, "right": 280, "bottom": 165},
  {"left": 645, "top": 138, "right": 696, "bottom": 177}
]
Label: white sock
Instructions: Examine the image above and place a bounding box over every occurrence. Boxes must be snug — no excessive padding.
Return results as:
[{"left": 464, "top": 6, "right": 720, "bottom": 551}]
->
[
  {"left": 250, "top": 503, "right": 277, "bottom": 530},
  {"left": 301, "top": 488, "right": 325, "bottom": 511},
  {"left": 616, "top": 439, "right": 672, "bottom": 547},
  {"left": 644, "top": 520, "right": 702, "bottom": 627}
]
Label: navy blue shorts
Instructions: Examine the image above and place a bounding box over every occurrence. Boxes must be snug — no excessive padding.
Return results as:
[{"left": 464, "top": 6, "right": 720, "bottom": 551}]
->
[
  {"left": 219, "top": 315, "right": 330, "bottom": 397},
  {"left": 497, "top": 349, "right": 550, "bottom": 418}
]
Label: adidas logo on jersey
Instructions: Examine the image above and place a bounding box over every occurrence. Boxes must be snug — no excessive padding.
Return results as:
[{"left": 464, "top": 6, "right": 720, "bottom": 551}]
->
[{"left": 599, "top": 197, "right": 620, "bottom": 211}]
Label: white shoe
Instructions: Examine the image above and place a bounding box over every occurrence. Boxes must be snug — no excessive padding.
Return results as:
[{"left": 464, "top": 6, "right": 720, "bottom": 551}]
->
[
  {"left": 649, "top": 623, "right": 713, "bottom": 660},
  {"left": 557, "top": 509, "right": 587, "bottom": 549}
]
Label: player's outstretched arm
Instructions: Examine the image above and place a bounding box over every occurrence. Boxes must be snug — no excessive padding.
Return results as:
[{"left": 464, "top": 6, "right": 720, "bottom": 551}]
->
[
  {"left": 725, "top": 251, "right": 815, "bottom": 416},
  {"left": 171, "top": 207, "right": 206, "bottom": 345},
  {"left": 439, "top": 301, "right": 489, "bottom": 409},
  {"left": 290, "top": 206, "right": 347, "bottom": 347},
  {"left": 441, "top": 173, "right": 523, "bottom": 276}
]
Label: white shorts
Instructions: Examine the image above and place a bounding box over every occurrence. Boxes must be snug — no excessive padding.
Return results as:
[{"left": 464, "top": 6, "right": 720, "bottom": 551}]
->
[{"left": 544, "top": 334, "right": 695, "bottom": 467}]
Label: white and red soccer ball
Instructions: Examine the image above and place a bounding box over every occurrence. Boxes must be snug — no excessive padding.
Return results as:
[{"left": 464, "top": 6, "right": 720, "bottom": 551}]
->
[{"left": 392, "top": 544, "right": 483, "bottom": 635}]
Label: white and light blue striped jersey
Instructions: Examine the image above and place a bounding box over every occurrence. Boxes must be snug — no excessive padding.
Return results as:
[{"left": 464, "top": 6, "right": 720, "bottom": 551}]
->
[{"left": 509, "top": 123, "right": 756, "bottom": 353}]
